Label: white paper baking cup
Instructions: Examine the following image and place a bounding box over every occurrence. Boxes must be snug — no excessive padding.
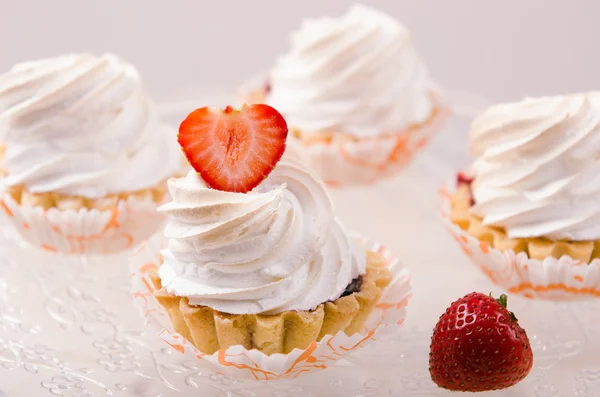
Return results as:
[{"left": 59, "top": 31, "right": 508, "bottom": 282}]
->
[
  {"left": 441, "top": 183, "right": 600, "bottom": 301},
  {"left": 0, "top": 192, "right": 165, "bottom": 255},
  {"left": 130, "top": 233, "right": 412, "bottom": 381},
  {"left": 299, "top": 108, "right": 450, "bottom": 187}
]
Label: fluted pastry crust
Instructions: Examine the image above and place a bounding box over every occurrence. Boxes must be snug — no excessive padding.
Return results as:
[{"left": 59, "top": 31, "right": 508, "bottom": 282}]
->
[
  {"left": 150, "top": 250, "right": 393, "bottom": 355},
  {"left": 450, "top": 183, "right": 600, "bottom": 263}
]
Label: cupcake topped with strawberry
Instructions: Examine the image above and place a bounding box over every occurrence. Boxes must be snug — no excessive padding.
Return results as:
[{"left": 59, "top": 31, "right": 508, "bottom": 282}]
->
[{"left": 150, "top": 104, "right": 392, "bottom": 355}]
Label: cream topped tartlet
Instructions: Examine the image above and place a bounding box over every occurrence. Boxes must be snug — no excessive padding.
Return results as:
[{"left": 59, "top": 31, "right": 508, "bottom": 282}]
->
[
  {"left": 242, "top": 4, "right": 448, "bottom": 185},
  {"left": 0, "top": 53, "right": 183, "bottom": 253},
  {"left": 451, "top": 92, "right": 600, "bottom": 262},
  {"left": 150, "top": 104, "right": 392, "bottom": 355}
]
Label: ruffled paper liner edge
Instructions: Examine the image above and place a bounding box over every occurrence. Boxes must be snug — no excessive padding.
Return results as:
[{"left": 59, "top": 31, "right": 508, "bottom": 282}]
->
[
  {"left": 150, "top": 253, "right": 392, "bottom": 355},
  {"left": 440, "top": 183, "right": 600, "bottom": 301},
  {"left": 0, "top": 191, "right": 166, "bottom": 255},
  {"left": 130, "top": 234, "right": 412, "bottom": 380}
]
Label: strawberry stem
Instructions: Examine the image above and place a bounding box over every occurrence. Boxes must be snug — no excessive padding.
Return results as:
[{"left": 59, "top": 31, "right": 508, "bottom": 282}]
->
[
  {"left": 492, "top": 293, "right": 518, "bottom": 322},
  {"left": 497, "top": 294, "right": 508, "bottom": 309}
]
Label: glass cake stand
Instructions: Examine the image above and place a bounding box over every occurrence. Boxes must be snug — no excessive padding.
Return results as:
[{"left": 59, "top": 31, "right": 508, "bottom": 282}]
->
[{"left": 1, "top": 95, "right": 599, "bottom": 396}]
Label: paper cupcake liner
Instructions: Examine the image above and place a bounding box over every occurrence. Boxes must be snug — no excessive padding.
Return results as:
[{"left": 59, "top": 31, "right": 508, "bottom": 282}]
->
[
  {"left": 0, "top": 192, "right": 165, "bottom": 255},
  {"left": 130, "top": 233, "right": 412, "bottom": 380},
  {"left": 299, "top": 107, "right": 450, "bottom": 187},
  {"left": 441, "top": 183, "right": 600, "bottom": 301}
]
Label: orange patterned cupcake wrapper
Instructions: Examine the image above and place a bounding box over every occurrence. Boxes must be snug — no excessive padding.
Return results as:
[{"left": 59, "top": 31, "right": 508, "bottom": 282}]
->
[
  {"left": 301, "top": 102, "right": 450, "bottom": 187},
  {"left": 441, "top": 185, "right": 600, "bottom": 301},
  {"left": 130, "top": 234, "right": 412, "bottom": 380},
  {"left": 0, "top": 192, "right": 166, "bottom": 254}
]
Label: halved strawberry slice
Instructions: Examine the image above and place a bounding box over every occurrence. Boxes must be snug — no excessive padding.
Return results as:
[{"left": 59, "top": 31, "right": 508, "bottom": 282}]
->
[{"left": 178, "top": 104, "right": 288, "bottom": 193}]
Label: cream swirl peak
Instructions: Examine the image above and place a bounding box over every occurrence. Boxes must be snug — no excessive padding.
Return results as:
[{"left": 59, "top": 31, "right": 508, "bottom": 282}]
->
[
  {"left": 266, "top": 4, "right": 437, "bottom": 138},
  {"left": 158, "top": 159, "right": 366, "bottom": 315},
  {"left": 470, "top": 92, "right": 600, "bottom": 241},
  {"left": 0, "top": 53, "right": 181, "bottom": 198}
]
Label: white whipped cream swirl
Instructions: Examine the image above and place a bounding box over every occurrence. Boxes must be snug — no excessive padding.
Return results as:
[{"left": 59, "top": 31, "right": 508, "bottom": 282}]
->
[
  {"left": 266, "top": 4, "right": 438, "bottom": 138},
  {"left": 158, "top": 159, "right": 366, "bottom": 315},
  {"left": 470, "top": 92, "right": 600, "bottom": 241},
  {"left": 0, "top": 53, "right": 181, "bottom": 198}
]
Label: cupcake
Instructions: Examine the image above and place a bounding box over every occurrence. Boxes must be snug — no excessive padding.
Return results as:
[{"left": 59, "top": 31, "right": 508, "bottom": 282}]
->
[
  {"left": 147, "top": 104, "right": 393, "bottom": 355},
  {"left": 0, "top": 53, "right": 183, "bottom": 254},
  {"left": 241, "top": 4, "right": 449, "bottom": 185},
  {"left": 445, "top": 92, "right": 600, "bottom": 299}
]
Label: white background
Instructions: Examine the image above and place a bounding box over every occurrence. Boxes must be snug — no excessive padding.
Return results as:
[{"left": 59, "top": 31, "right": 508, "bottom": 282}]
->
[{"left": 2, "top": 0, "right": 599, "bottom": 102}]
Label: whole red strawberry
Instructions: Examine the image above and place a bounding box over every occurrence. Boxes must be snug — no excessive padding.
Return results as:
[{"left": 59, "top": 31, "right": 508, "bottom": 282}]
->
[{"left": 429, "top": 292, "right": 533, "bottom": 392}]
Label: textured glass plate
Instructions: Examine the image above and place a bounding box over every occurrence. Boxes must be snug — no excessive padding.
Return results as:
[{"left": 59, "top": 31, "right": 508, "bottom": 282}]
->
[
  {"left": 2, "top": 98, "right": 600, "bottom": 396},
  {"left": 0, "top": 241, "right": 599, "bottom": 397}
]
